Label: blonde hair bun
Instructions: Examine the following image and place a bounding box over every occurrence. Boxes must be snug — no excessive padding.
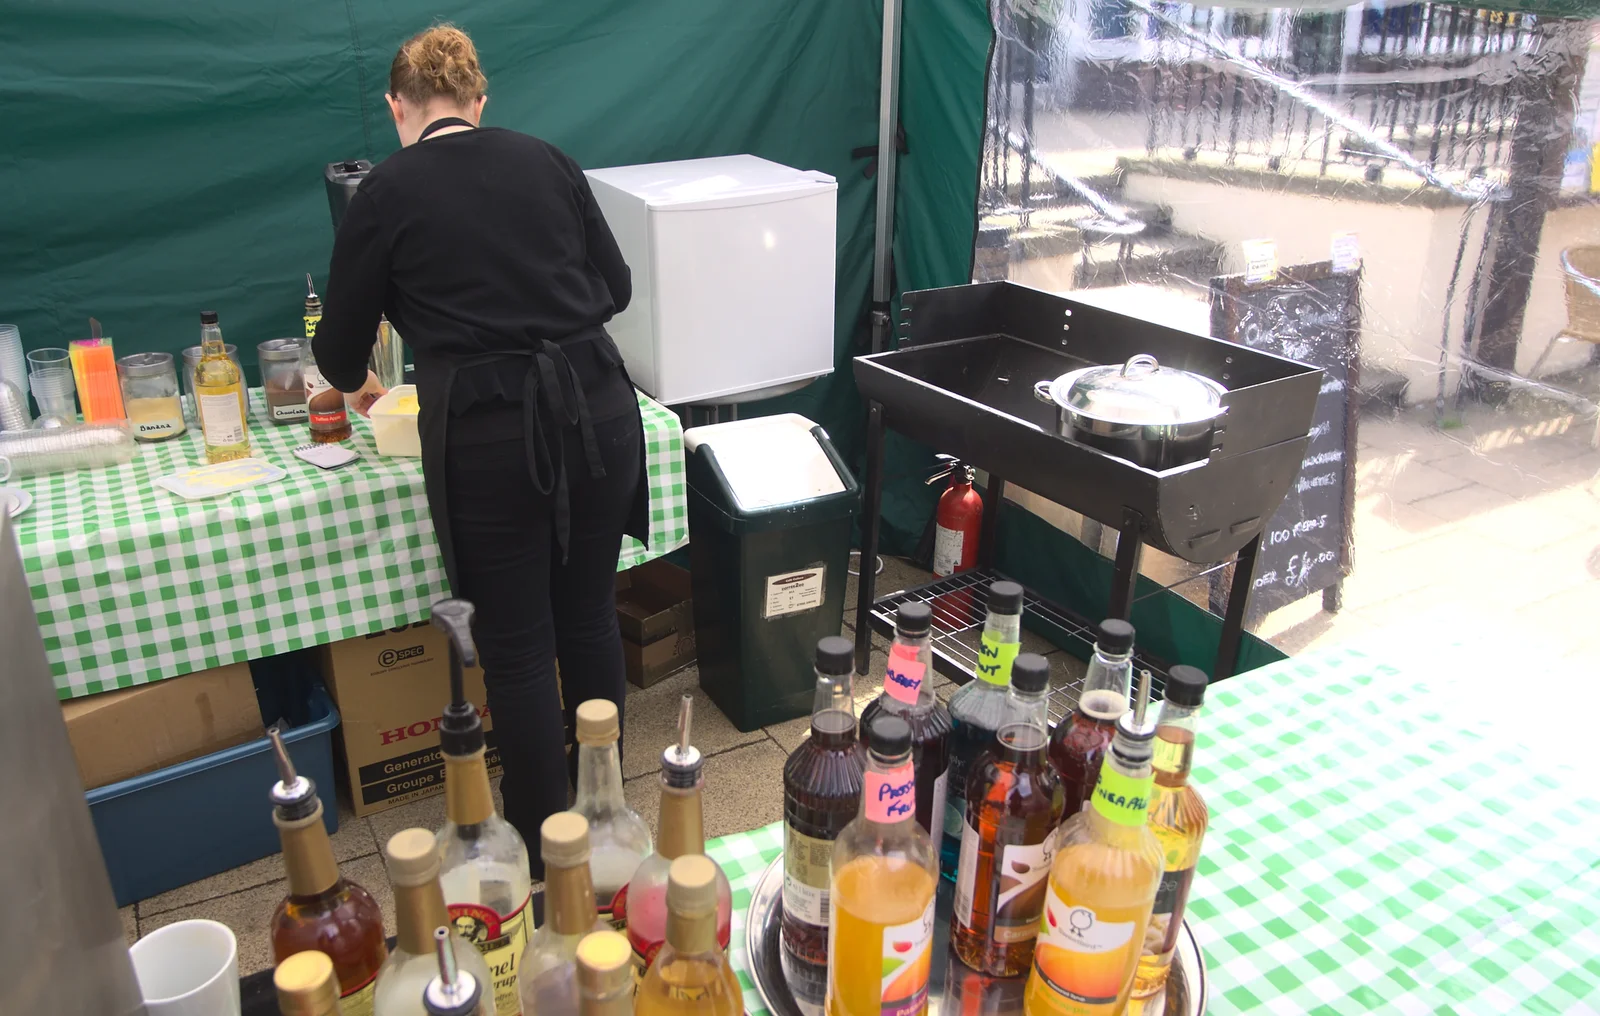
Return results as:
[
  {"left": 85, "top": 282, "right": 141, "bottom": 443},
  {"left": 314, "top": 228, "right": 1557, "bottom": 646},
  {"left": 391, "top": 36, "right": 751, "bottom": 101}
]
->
[{"left": 390, "top": 23, "right": 487, "bottom": 106}]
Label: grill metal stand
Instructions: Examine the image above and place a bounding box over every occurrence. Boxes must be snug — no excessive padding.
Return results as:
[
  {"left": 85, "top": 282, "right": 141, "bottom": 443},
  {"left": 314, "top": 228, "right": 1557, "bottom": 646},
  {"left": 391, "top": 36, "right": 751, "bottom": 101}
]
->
[{"left": 851, "top": 281, "right": 1322, "bottom": 688}]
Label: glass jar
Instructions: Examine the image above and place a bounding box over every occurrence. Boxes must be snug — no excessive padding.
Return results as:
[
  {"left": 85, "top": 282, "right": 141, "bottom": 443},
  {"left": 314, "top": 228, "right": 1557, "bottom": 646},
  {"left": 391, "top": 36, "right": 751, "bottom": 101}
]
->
[
  {"left": 258, "top": 338, "right": 307, "bottom": 424},
  {"left": 117, "top": 352, "right": 186, "bottom": 441},
  {"left": 182, "top": 343, "right": 247, "bottom": 425}
]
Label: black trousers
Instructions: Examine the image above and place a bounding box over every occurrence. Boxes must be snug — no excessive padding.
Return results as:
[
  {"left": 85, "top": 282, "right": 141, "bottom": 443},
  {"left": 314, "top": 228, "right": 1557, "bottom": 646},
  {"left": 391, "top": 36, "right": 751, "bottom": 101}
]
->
[{"left": 444, "top": 391, "right": 642, "bottom": 863}]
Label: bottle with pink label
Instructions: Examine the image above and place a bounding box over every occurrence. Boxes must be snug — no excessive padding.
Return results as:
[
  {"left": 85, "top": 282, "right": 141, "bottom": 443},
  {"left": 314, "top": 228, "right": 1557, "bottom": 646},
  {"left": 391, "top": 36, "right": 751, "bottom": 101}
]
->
[
  {"left": 859, "top": 602, "right": 952, "bottom": 839},
  {"left": 826, "top": 715, "right": 939, "bottom": 1016}
]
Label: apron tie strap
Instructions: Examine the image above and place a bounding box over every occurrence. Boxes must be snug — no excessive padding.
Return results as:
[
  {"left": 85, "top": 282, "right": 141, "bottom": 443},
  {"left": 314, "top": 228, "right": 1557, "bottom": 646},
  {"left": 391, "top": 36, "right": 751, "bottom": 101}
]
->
[{"left": 520, "top": 340, "right": 608, "bottom": 564}]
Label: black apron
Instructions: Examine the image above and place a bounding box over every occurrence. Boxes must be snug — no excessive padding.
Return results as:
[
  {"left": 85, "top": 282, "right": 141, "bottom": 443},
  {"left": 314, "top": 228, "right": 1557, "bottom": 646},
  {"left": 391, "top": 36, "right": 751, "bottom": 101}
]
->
[{"left": 411, "top": 117, "right": 650, "bottom": 592}]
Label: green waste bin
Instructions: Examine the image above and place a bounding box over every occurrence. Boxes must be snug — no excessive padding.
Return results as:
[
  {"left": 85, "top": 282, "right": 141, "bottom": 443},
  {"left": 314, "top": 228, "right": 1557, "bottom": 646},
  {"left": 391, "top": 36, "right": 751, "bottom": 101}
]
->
[{"left": 685, "top": 414, "right": 860, "bottom": 731}]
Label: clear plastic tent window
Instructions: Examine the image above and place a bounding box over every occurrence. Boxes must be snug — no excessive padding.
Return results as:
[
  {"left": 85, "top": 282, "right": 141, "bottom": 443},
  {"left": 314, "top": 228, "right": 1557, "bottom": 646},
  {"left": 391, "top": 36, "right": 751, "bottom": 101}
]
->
[{"left": 974, "top": 0, "right": 1600, "bottom": 664}]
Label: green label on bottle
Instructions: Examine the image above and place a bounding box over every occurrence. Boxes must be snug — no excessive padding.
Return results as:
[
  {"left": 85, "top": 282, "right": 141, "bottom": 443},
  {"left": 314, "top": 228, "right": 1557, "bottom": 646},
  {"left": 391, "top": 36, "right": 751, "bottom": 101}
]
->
[
  {"left": 1090, "top": 764, "right": 1154, "bottom": 827},
  {"left": 976, "top": 631, "right": 1019, "bottom": 686}
]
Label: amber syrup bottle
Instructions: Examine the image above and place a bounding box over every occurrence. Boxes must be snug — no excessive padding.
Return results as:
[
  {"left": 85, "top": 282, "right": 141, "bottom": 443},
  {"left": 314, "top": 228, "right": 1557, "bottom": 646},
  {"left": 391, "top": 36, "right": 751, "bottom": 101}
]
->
[
  {"left": 781, "top": 636, "right": 868, "bottom": 967},
  {"left": 268, "top": 729, "right": 388, "bottom": 1016},
  {"left": 1131, "top": 665, "right": 1210, "bottom": 999},
  {"left": 859, "top": 601, "right": 952, "bottom": 838},
  {"left": 1047, "top": 619, "right": 1134, "bottom": 814},
  {"left": 951, "top": 653, "right": 1064, "bottom": 976}
]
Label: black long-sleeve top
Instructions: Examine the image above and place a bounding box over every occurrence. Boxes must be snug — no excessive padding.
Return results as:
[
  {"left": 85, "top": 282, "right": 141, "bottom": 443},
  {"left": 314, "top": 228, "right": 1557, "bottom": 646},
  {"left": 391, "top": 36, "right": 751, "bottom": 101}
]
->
[{"left": 314, "top": 126, "right": 632, "bottom": 406}]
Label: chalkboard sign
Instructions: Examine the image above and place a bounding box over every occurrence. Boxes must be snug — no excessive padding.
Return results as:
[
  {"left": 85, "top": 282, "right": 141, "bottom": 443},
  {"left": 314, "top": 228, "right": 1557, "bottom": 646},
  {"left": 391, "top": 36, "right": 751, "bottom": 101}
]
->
[{"left": 1209, "top": 261, "right": 1359, "bottom": 618}]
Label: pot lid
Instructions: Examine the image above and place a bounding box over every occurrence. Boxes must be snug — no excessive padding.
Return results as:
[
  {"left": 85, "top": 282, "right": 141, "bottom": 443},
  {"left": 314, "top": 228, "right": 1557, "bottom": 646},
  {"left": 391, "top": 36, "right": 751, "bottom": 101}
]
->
[{"left": 1057, "top": 354, "right": 1225, "bottom": 425}]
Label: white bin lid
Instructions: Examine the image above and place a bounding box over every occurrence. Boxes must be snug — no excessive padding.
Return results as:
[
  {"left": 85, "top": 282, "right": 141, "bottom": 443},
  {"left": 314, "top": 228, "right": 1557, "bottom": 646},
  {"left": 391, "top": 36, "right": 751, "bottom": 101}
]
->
[
  {"left": 684, "top": 414, "right": 846, "bottom": 512},
  {"left": 585, "top": 155, "right": 836, "bottom": 211}
]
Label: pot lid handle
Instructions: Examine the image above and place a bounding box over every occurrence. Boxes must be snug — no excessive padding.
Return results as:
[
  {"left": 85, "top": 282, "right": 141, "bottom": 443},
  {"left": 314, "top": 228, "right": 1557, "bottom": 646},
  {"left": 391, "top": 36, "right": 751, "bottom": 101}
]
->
[{"left": 1121, "top": 353, "right": 1160, "bottom": 378}]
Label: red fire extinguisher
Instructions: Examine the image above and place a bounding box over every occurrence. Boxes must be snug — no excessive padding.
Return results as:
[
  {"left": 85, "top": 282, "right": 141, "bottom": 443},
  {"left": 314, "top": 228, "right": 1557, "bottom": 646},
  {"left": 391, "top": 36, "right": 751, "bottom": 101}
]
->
[{"left": 931, "top": 458, "right": 983, "bottom": 577}]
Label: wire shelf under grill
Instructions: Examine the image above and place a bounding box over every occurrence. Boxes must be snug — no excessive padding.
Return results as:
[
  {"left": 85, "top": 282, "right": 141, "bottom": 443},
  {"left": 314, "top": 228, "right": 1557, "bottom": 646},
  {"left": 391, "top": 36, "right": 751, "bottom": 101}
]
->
[{"left": 867, "top": 567, "right": 1171, "bottom": 727}]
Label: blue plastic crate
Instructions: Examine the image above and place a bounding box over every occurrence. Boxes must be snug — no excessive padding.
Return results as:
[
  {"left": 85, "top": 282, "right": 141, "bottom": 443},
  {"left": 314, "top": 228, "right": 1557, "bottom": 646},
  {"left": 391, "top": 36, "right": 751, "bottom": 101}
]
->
[{"left": 87, "top": 686, "right": 341, "bottom": 908}]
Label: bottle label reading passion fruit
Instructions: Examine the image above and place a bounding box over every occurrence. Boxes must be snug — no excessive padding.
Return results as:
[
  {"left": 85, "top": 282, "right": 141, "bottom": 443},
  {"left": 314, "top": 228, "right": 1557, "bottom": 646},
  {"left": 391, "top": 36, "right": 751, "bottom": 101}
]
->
[{"left": 879, "top": 898, "right": 935, "bottom": 1016}]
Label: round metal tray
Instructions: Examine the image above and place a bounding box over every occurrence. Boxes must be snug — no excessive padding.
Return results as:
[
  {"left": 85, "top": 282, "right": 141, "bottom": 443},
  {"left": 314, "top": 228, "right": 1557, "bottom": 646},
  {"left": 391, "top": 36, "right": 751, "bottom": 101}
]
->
[{"left": 745, "top": 853, "right": 1206, "bottom": 1016}]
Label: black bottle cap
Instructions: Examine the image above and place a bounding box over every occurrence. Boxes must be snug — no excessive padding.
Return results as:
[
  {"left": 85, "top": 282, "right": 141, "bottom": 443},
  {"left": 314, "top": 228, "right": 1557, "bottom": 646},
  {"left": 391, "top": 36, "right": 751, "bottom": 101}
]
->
[
  {"left": 988, "top": 581, "right": 1024, "bottom": 615},
  {"left": 895, "top": 601, "right": 932, "bottom": 636},
  {"left": 1096, "top": 618, "right": 1135, "bottom": 654},
  {"left": 816, "top": 636, "right": 854, "bottom": 676},
  {"left": 1164, "top": 665, "right": 1208, "bottom": 706},
  {"left": 200, "top": 310, "right": 219, "bottom": 324},
  {"left": 1011, "top": 653, "right": 1050, "bottom": 693},
  {"left": 868, "top": 714, "right": 912, "bottom": 757}
]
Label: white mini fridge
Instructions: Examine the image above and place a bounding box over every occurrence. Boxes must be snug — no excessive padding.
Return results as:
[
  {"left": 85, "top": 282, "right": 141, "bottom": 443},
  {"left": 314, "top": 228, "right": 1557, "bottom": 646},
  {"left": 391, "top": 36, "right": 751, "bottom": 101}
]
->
[{"left": 585, "top": 155, "right": 838, "bottom": 406}]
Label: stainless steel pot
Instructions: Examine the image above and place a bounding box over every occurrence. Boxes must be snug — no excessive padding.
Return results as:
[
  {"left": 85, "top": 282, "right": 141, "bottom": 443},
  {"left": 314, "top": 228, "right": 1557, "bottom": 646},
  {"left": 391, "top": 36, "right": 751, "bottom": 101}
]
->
[{"left": 1034, "top": 353, "right": 1227, "bottom": 470}]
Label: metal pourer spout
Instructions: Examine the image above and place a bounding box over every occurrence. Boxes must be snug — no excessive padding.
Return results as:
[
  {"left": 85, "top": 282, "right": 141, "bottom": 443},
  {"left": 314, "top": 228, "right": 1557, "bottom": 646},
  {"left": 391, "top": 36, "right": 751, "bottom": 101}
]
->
[
  {"left": 1133, "top": 669, "right": 1153, "bottom": 728},
  {"left": 305, "top": 273, "right": 318, "bottom": 301},
  {"left": 267, "top": 727, "right": 315, "bottom": 813},
  {"left": 432, "top": 598, "right": 483, "bottom": 757},
  {"left": 661, "top": 693, "right": 701, "bottom": 787},
  {"left": 423, "top": 927, "right": 481, "bottom": 1015}
]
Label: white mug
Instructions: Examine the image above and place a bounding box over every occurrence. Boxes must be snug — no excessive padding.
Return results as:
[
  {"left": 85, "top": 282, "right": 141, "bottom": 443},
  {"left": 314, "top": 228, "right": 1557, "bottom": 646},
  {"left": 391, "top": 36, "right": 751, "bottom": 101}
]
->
[{"left": 128, "top": 919, "right": 241, "bottom": 1016}]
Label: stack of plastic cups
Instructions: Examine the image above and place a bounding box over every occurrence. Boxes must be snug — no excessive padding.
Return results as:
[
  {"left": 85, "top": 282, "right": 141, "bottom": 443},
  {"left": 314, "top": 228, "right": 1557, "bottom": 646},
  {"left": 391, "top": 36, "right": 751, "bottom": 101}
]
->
[
  {"left": 28, "top": 347, "right": 78, "bottom": 425},
  {"left": 0, "top": 325, "right": 30, "bottom": 431},
  {"left": 0, "top": 325, "right": 25, "bottom": 394}
]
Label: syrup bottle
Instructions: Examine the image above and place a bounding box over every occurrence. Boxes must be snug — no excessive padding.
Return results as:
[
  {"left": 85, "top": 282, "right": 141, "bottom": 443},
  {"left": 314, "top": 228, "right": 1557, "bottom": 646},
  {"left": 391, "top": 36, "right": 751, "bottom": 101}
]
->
[
  {"left": 781, "top": 636, "right": 867, "bottom": 966},
  {"left": 1025, "top": 672, "right": 1162, "bottom": 1016},
  {"left": 268, "top": 729, "right": 387, "bottom": 1016},
  {"left": 859, "top": 601, "right": 952, "bottom": 838},
  {"left": 431, "top": 599, "right": 533, "bottom": 1016},
  {"left": 826, "top": 715, "right": 938, "bottom": 1016},
  {"left": 951, "top": 653, "right": 1064, "bottom": 976},
  {"left": 614, "top": 696, "right": 733, "bottom": 975},
  {"left": 635, "top": 856, "right": 743, "bottom": 1016},
  {"left": 573, "top": 699, "right": 652, "bottom": 922},
  {"left": 1131, "top": 665, "right": 1209, "bottom": 1000},
  {"left": 940, "top": 581, "right": 1025, "bottom": 880},
  {"left": 1047, "top": 619, "right": 1134, "bottom": 813}
]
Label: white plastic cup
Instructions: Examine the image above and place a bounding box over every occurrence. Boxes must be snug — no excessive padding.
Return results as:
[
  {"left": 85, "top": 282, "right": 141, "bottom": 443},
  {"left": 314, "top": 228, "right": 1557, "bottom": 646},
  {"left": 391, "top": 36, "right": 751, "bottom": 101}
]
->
[{"left": 128, "top": 919, "right": 241, "bottom": 1016}]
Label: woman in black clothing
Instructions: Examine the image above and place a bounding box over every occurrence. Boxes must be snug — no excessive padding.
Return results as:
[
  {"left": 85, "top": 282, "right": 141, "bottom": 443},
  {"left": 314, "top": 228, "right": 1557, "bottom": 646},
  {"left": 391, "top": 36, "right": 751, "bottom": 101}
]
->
[{"left": 313, "top": 24, "right": 644, "bottom": 862}]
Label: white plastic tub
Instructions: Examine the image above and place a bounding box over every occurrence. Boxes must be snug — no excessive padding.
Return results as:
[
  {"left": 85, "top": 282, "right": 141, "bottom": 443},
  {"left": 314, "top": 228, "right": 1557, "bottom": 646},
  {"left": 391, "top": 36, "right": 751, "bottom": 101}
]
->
[{"left": 369, "top": 384, "right": 420, "bottom": 456}]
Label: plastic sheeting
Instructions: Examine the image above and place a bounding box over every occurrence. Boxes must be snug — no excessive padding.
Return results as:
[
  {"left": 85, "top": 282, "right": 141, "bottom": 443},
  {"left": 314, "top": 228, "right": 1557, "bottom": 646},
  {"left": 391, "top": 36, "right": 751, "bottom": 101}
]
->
[{"left": 973, "top": 0, "right": 1600, "bottom": 663}]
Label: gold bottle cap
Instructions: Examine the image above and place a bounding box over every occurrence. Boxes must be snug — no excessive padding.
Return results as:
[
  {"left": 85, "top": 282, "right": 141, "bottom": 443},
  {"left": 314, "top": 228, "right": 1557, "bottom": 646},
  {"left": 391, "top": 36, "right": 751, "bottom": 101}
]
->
[
  {"left": 667, "top": 854, "right": 719, "bottom": 915},
  {"left": 385, "top": 828, "right": 442, "bottom": 887},
  {"left": 275, "top": 950, "right": 339, "bottom": 1015},
  {"left": 541, "top": 811, "right": 591, "bottom": 868},
  {"left": 575, "top": 699, "right": 620, "bottom": 745},
  {"left": 575, "top": 930, "right": 633, "bottom": 994}
]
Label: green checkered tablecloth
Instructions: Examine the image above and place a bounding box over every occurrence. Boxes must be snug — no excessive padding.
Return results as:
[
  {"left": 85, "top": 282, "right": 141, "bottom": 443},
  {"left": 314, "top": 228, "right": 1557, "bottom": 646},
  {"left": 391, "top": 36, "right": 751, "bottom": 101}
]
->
[
  {"left": 705, "top": 821, "right": 786, "bottom": 1015},
  {"left": 711, "top": 643, "right": 1600, "bottom": 1015},
  {"left": 15, "top": 389, "right": 687, "bottom": 700}
]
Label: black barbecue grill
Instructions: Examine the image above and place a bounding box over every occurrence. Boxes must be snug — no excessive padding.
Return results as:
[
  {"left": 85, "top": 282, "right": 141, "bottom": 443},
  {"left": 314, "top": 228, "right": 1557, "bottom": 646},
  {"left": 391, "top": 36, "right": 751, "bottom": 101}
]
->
[{"left": 851, "top": 281, "right": 1321, "bottom": 689}]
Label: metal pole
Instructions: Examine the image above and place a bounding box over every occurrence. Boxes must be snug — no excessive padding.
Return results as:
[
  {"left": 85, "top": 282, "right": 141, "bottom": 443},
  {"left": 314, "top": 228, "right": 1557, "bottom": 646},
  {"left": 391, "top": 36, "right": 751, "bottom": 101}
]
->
[
  {"left": 855, "top": 402, "right": 887, "bottom": 674},
  {"left": 869, "top": 0, "right": 905, "bottom": 355}
]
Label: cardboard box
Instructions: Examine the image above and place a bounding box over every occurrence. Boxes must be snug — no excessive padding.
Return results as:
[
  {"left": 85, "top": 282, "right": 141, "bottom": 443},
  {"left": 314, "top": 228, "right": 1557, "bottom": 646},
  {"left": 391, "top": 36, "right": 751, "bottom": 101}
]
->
[
  {"left": 61, "top": 663, "right": 264, "bottom": 791},
  {"left": 617, "top": 560, "right": 696, "bottom": 687},
  {"left": 317, "top": 621, "right": 499, "bottom": 817},
  {"left": 623, "top": 628, "right": 696, "bottom": 688}
]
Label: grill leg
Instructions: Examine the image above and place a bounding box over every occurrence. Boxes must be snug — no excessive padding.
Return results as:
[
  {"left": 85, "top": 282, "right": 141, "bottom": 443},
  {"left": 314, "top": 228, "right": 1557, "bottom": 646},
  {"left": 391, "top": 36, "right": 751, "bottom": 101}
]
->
[
  {"left": 1108, "top": 509, "right": 1144, "bottom": 621},
  {"left": 854, "top": 401, "right": 886, "bottom": 674},
  {"left": 979, "top": 475, "right": 1006, "bottom": 568},
  {"left": 1214, "top": 535, "right": 1260, "bottom": 680}
]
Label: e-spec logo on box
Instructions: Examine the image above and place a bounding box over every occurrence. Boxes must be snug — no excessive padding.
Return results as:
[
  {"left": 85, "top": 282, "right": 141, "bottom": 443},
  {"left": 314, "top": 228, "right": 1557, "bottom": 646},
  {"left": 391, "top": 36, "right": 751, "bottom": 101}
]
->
[{"left": 378, "top": 644, "right": 427, "bottom": 668}]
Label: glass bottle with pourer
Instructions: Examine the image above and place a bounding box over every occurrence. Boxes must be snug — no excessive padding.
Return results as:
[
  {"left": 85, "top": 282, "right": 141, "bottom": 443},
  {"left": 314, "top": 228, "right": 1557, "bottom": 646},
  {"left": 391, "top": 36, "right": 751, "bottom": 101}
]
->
[
  {"left": 267, "top": 729, "right": 387, "bottom": 1015},
  {"left": 430, "top": 598, "right": 534, "bottom": 1016},
  {"left": 423, "top": 928, "right": 492, "bottom": 1016},
  {"left": 615, "top": 695, "right": 733, "bottom": 973},
  {"left": 373, "top": 829, "right": 495, "bottom": 1016}
]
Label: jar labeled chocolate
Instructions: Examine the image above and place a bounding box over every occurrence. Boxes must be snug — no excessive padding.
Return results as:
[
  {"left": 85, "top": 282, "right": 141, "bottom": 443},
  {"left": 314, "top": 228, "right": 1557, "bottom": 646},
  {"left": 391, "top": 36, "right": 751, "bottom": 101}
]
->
[
  {"left": 258, "top": 339, "right": 308, "bottom": 424},
  {"left": 118, "top": 352, "right": 186, "bottom": 441}
]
